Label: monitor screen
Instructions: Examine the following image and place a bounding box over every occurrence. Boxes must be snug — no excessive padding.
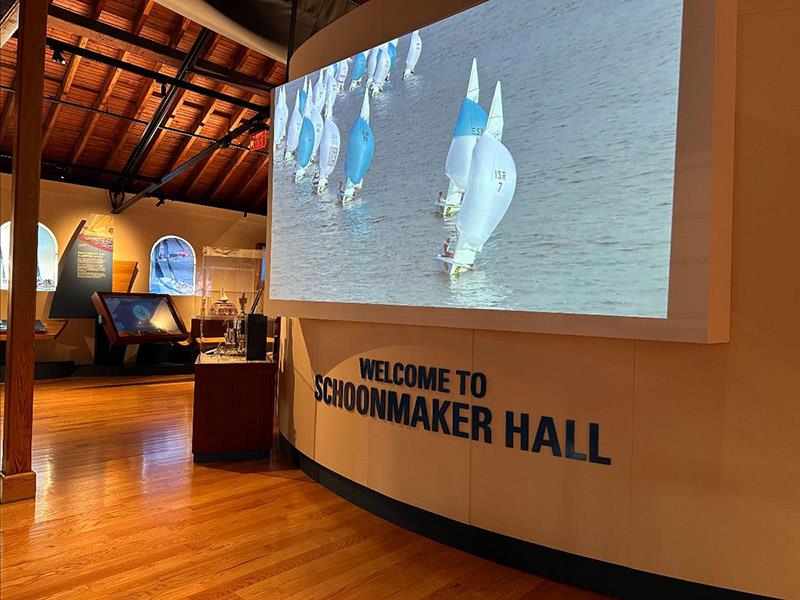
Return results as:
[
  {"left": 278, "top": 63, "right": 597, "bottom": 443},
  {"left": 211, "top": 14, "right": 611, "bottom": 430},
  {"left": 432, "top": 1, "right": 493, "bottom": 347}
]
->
[{"left": 103, "top": 295, "right": 183, "bottom": 337}]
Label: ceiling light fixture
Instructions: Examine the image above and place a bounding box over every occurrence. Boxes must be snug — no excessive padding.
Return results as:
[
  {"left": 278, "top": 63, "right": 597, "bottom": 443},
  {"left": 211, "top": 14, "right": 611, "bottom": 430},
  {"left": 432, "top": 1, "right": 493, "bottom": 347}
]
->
[{"left": 51, "top": 48, "right": 66, "bottom": 65}]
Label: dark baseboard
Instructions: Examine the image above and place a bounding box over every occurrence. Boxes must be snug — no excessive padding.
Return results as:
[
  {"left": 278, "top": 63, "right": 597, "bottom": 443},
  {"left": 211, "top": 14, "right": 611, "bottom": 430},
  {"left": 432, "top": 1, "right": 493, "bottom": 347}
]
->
[
  {"left": 279, "top": 434, "right": 773, "bottom": 600},
  {"left": 0, "top": 361, "right": 75, "bottom": 380},
  {"left": 72, "top": 363, "right": 194, "bottom": 378},
  {"left": 193, "top": 450, "right": 270, "bottom": 463}
]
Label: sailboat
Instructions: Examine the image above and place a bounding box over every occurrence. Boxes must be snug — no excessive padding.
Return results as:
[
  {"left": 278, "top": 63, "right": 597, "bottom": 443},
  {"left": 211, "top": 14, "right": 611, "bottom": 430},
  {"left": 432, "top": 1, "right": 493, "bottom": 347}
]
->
[
  {"left": 387, "top": 38, "right": 399, "bottom": 69},
  {"left": 314, "top": 93, "right": 341, "bottom": 194},
  {"left": 273, "top": 86, "right": 289, "bottom": 151},
  {"left": 313, "top": 71, "right": 326, "bottom": 113},
  {"left": 403, "top": 30, "right": 422, "bottom": 79},
  {"left": 309, "top": 92, "right": 325, "bottom": 163},
  {"left": 294, "top": 93, "right": 316, "bottom": 182},
  {"left": 350, "top": 51, "right": 367, "bottom": 90},
  {"left": 340, "top": 90, "right": 374, "bottom": 203},
  {"left": 335, "top": 58, "right": 349, "bottom": 93},
  {"left": 299, "top": 76, "right": 309, "bottom": 113},
  {"left": 436, "top": 58, "right": 487, "bottom": 216},
  {"left": 283, "top": 87, "right": 303, "bottom": 163},
  {"left": 437, "top": 82, "right": 516, "bottom": 276},
  {"left": 369, "top": 45, "right": 392, "bottom": 96}
]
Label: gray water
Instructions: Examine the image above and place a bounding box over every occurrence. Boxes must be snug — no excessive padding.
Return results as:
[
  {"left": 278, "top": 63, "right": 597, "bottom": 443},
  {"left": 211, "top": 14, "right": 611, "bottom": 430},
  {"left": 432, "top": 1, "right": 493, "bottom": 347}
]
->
[{"left": 270, "top": 0, "right": 682, "bottom": 318}]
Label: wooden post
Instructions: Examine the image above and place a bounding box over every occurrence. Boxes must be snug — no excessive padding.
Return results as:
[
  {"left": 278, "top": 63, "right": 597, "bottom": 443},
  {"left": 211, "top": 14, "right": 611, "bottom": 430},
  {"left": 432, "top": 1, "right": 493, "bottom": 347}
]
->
[{"left": 0, "top": 0, "right": 48, "bottom": 504}]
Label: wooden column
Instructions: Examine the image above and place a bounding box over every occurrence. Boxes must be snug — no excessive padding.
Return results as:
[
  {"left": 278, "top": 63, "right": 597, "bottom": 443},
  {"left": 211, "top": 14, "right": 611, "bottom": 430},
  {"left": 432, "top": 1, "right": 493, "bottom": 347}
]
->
[{"left": 0, "top": 0, "right": 48, "bottom": 504}]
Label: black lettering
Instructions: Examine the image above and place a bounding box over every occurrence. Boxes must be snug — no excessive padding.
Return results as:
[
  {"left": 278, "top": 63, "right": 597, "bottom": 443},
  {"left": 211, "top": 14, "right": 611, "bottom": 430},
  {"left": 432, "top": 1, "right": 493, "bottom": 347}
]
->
[
  {"left": 452, "top": 402, "right": 469, "bottom": 438},
  {"left": 505, "top": 411, "right": 529, "bottom": 450},
  {"left": 470, "top": 372, "right": 487, "bottom": 398},
  {"left": 532, "top": 416, "right": 562, "bottom": 457},
  {"left": 370, "top": 388, "right": 386, "bottom": 419},
  {"left": 404, "top": 364, "right": 417, "bottom": 387},
  {"left": 387, "top": 391, "right": 411, "bottom": 425},
  {"left": 589, "top": 423, "right": 612, "bottom": 465},
  {"left": 332, "top": 379, "right": 344, "bottom": 408},
  {"left": 432, "top": 399, "right": 451, "bottom": 435},
  {"left": 565, "top": 420, "right": 587, "bottom": 461},
  {"left": 323, "top": 377, "right": 333, "bottom": 405},
  {"left": 456, "top": 370, "right": 470, "bottom": 395},
  {"left": 343, "top": 382, "right": 356, "bottom": 411},
  {"left": 471, "top": 405, "right": 492, "bottom": 443},
  {"left": 356, "top": 385, "right": 369, "bottom": 415},
  {"left": 439, "top": 369, "right": 450, "bottom": 393},
  {"left": 409, "top": 396, "right": 431, "bottom": 430},
  {"left": 418, "top": 366, "right": 436, "bottom": 391},
  {"left": 392, "top": 362, "right": 404, "bottom": 386},
  {"left": 314, "top": 374, "right": 323, "bottom": 400},
  {"left": 359, "top": 358, "right": 377, "bottom": 380}
]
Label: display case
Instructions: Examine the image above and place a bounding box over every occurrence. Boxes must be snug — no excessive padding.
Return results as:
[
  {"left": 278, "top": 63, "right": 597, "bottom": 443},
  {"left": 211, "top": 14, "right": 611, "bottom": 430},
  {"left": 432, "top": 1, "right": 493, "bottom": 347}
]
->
[
  {"left": 91, "top": 292, "right": 188, "bottom": 345},
  {"left": 194, "top": 246, "right": 266, "bottom": 363}
]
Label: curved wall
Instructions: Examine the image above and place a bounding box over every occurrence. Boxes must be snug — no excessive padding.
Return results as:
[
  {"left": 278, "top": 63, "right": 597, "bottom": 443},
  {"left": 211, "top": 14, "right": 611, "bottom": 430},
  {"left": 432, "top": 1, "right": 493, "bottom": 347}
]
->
[{"left": 277, "top": 1, "right": 800, "bottom": 597}]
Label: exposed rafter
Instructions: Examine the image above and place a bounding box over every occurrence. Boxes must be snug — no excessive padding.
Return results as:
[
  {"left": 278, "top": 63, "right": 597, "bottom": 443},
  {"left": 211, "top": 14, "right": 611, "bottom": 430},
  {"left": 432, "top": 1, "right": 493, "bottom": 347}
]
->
[
  {"left": 235, "top": 154, "right": 270, "bottom": 203},
  {"left": 41, "top": 35, "right": 87, "bottom": 148},
  {"left": 69, "top": 0, "right": 154, "bottom": 164},
  {"left": 47, "top": 4, "right": 273, "bottom": 96}
]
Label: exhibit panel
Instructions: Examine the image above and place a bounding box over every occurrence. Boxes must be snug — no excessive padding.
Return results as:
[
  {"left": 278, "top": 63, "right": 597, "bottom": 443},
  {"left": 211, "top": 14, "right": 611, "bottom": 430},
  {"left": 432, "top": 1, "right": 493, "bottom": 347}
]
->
[{"left": 274, "top": 0, "right": 800, "bottom": 598}]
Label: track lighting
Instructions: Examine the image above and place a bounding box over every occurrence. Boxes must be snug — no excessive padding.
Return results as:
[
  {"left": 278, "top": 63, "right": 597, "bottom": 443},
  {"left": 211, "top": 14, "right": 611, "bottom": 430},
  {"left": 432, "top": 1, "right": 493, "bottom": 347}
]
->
[
  {"left": 51, "top": 48, "right": 66, "bottom": 65},
  {"left": 160, "top": 82, "right": 168, "bottom": 96}
]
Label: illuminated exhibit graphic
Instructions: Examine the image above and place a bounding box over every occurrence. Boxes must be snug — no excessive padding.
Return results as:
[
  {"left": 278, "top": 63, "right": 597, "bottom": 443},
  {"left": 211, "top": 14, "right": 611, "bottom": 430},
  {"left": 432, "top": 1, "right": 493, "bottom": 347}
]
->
[
  {"left": 270, "top": 0, "right": 683, "bottom": 319},
  {"left": 0, "top": 221, "right": 59, "bottom": 291},
  {"left": 149, "top": 236, "right": 196, "bottom": 296}
]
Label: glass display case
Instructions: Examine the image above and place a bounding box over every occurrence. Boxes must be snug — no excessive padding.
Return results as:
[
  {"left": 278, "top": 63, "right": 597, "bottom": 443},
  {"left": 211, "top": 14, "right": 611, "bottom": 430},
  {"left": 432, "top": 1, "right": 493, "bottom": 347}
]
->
[{"left": 195, "top": 246, "right": 266, "bottom": 363}]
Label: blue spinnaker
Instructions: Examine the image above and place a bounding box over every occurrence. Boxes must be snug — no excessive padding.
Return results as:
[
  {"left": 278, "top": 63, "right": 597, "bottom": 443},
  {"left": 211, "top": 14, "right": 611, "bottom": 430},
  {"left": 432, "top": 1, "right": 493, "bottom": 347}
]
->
[
  {"left": 299, "top": 89, "right": 308, "bottom": 113},
  {"left": 387, "top": 43, "right": 397, "bottom": 68},
  {"left": 297, "top": 117, "right": 315, "bottom": 168},
  {"left": 453, "top": 98, "right": 488, "bottom": 138},
  {"left": 345, "top": 117, "right": 375, "bottom": 184},
  {"left": 351, "top": 53, "right": 366, "bottom": 81}
]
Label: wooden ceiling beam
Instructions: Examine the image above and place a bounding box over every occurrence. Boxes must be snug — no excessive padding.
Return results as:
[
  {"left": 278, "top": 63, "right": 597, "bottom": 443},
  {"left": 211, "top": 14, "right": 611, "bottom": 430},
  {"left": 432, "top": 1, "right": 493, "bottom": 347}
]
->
[
  {"left": 0, "top": 81, "right": 15, "bottom": 147},
  {"left": 69, "top": 0, "right": 154, "bottom": 164},
  {"left": 160, "top": 47, "right": 250, "bottom": 174},
  {"left": 41, "top": 35, "right": 87, "bottom": 148},
  {"left": 47, "top": 5, "right": 274, "bottom": 96},
  {"left": 135, "top": 33, "right": 226, "bottom": 175},
  {"left": 234, "top": 153, "right": 270, "bottom": 202},
  {"left": 207, "top": 147, "right": 248, "bottom": 199}
]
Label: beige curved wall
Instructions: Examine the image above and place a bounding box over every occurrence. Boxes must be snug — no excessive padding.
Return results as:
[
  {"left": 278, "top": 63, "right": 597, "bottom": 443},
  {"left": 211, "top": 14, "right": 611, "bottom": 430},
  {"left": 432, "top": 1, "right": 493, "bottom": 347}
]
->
[{"left": 277, "top": 1, "right": 800, "bottom": 597}]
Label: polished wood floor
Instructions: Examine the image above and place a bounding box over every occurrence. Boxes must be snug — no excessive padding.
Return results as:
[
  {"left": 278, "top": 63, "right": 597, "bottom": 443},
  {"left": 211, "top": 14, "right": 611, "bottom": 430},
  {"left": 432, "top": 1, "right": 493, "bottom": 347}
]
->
[{"left": 1, "top": 376, "right": 611, "bottom": 599}]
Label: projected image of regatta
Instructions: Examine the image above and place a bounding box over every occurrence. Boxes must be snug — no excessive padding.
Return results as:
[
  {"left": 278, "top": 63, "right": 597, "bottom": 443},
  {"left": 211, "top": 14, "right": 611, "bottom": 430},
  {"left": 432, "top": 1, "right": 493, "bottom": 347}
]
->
[
  {"left": 438, "top": 83, "right": 516, "bottom": 275},
  {"left": 436, "top": 59, "right": 487, "bottom": 217},
  {"left": 339, "top": 90, "right": 374, "bottom": 203},
  {"left": 294, "top": 93, "right": 316, "bottom": 182},
  {"left": 271, "top": 0, "right": 682, "bottom": 318},
  {"left": 314, "top": 92, "right": 341, "bottom": 194},
  {"left": 283, "top": 86, "right": 303, "bottom": 163},
  {"left": 350, "top": 51, "right": 367, "bottom": 90},
  {"left": 403, "top": 30, "right": 422, "bottom": 79},
  {"left": 273, "top": 86, "right": 288, "bottom": 151}
]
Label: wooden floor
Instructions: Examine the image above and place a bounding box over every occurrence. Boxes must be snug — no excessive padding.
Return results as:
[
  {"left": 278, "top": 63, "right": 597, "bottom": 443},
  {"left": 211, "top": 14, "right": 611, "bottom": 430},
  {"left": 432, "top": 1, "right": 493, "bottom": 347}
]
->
[{"left": 0, "top": 376, "right": 611, "bottom": 599}]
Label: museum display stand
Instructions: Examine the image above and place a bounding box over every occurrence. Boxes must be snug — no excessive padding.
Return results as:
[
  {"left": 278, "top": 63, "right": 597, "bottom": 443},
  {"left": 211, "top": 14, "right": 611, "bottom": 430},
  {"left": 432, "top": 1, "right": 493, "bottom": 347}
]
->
[{"left": 192, "top": 247, "right": 275, "bottom": 462}]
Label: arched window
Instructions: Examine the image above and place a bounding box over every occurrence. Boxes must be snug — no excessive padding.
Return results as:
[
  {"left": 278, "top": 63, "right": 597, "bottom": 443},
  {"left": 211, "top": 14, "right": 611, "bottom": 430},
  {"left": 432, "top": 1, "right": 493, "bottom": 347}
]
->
[
  {"left": 0, "top": 221, "right": 59, "bottom": 291},
  {"left": 149, "top": 236, "right": 196, "bottom": 295}
]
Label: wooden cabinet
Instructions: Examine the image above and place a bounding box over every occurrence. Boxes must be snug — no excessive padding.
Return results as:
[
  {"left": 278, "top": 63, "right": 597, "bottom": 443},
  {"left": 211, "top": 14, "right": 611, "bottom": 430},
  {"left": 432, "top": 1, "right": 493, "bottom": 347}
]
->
[{"left": 192, "top": 358, "right": 276, "bottom": 462}]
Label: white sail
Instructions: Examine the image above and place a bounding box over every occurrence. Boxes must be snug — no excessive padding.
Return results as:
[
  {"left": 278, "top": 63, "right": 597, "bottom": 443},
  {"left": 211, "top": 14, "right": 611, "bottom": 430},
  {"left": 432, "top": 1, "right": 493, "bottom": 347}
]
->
[
  {"left": 325, "top": 74, "right": 337, "bottom": 114},
  {"left": 455, "top": 82, "right": 516, "bottom": 255},
  {"left": 403, "top": 30, "right": 422, "bottom": 78},
  {"left": 273, "top": 86, "right": 288, "bottom": 150},
  {"left": 370, "top": 47, "right": 391, "bottom": 96},
  {"left": 485, "top": 81, "right": 504, "bottom": 141},
  {"left": 336, "top": 59, "right": 348, "bottom": 89},
  {"left": 284, "top": 88, "right": 303, "bottom": 161},
  {"left": 466, "top": 57, "right": 479, "bottom": 102},
  {"left": 366, "top": 46, "right": 379, "bottom": 82},
  {"left": 360, "top": 89, "right": 370, "bottom": 124},
  {"left": 310, "top": 102, "right": 324, "bottom": 161},
  {"left": 313, "top": 72, "right": 325, "bottom": 112},
  {"left": 318, "top": 115, "right": 341, "bottom": 189}
]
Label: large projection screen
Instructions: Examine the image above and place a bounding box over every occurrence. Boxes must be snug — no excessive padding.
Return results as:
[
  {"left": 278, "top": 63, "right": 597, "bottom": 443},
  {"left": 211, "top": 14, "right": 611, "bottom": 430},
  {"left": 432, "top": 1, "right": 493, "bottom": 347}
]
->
[{"left": 265, "top": 0, "right": 735, "bottom": 342}]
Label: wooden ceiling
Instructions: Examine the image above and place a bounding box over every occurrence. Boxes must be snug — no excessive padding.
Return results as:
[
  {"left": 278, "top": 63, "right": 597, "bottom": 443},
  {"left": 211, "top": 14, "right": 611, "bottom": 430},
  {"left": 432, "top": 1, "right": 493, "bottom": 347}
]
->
[{"left": 0, "top": 0, "right": 286, "bottom": 215}]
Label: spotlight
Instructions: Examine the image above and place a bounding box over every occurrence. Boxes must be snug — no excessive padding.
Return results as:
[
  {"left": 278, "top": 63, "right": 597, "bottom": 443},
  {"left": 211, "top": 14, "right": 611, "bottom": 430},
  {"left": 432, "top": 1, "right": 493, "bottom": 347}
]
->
[
  {"left": 160, "top": 81, "right": 168, "bottom": 96},
  {"left": 51, "top": 48, "right": 66, "bottom": 65}
]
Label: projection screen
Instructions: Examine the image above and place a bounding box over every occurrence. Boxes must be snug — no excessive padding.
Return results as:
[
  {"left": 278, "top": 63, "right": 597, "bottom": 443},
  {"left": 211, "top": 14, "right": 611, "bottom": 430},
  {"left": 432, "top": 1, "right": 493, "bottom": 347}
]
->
[{"left": 265, "top": 0, "right": 735, "bottom": 342}]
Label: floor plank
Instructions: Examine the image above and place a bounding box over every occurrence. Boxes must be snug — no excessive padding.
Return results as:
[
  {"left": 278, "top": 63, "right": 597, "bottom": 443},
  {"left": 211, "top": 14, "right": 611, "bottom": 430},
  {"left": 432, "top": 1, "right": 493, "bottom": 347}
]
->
[{"left": 0, "top": 376, "right": 613, "bottom": 599}]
